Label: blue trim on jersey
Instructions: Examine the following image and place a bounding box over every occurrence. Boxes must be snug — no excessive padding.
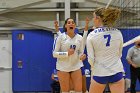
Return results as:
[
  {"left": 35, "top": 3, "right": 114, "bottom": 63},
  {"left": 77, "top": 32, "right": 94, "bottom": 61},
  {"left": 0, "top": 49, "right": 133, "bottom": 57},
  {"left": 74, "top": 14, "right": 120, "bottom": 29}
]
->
[
  {"left": 93, "top": 72, "right": 123, "bottom": 84},
  {"left": 81, "top": 67, "right": 85, "bottom": 75},
  {"left": 53, "top": 36, "right": 58, "bottom": 51}
]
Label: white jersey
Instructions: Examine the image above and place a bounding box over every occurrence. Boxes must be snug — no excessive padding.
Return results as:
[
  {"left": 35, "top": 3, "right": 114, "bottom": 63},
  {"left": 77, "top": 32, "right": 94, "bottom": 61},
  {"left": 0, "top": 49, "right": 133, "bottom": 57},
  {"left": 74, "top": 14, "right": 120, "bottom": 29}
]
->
[
  {"left": 56, "top": 30, "right": 88, "bottom": 52},
  {"left": 53, "top": 32, "right": 84, "bottom": 72},
  {"left": 86, "top": 27, "right": 124, "bottom": 76}
]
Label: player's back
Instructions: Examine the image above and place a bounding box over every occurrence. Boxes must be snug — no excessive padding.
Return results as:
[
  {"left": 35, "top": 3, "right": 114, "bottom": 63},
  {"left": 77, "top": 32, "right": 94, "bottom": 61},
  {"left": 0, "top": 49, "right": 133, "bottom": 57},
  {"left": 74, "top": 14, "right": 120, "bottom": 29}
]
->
[
  {"left": 92, "top": 28, "right": 122, "bottom": 59},
  {"left": 87, "top": 27, "right": 124, "bottom": 76}
]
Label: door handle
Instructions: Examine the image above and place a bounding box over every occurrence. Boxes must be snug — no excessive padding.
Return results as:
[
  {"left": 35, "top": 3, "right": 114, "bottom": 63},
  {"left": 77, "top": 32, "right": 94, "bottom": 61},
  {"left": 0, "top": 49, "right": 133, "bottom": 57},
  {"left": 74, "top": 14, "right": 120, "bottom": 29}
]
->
[{"left": 0, "top": 67, "right": 12, "bottom": 71}]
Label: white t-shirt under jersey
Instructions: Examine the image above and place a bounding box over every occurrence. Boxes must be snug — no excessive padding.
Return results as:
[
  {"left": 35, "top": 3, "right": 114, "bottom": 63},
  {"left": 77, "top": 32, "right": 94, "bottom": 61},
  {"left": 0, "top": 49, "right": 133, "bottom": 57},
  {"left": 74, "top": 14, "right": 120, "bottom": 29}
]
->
[
  {"left": 53, "top": 32, "right": 84, "bottom": 72},
  {"left": 86, "top": 27, "right": 124, "bottom": 76}
]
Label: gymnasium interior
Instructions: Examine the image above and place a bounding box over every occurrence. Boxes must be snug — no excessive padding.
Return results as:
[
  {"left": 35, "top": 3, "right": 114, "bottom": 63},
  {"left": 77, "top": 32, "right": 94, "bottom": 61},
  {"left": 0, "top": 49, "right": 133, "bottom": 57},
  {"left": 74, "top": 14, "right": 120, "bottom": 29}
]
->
[{"left": 0, "top": 0, "right": 140, "bottom": 93}]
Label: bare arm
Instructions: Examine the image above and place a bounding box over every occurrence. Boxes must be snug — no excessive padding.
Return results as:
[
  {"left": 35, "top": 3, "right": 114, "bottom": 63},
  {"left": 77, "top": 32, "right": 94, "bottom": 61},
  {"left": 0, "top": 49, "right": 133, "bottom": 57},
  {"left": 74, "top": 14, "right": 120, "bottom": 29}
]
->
[
  {"left": 79, "top": 18, "right": 90, "bottom": 61},
  {"left": 54, "top": 20, "right": 59, "bottom": 32},
  {"left": 127, "top": 58, "right": 137, "bottom": 68},
  {"left": 82, "top": 17, "right": 89, "bottom": 53},
  {"left": 126, "top": 48, "right": 137, "bottom": 68},
  {"left": 84, "top": 17, "right": 89, "bottom": 31},
  {"left": 54, "top": 20, "right": 61, "bottom": 35}
]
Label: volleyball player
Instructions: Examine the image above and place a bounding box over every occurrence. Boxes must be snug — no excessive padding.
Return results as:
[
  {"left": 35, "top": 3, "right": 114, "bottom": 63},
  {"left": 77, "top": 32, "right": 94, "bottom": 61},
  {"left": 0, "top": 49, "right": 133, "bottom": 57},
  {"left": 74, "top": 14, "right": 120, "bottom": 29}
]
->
[
  {"left": 86, "top": 7, "right": 124, "bottom": 93},
  {"left": 54, "top": 18, "right": 89, "bottom": 93},
  {"left": 53, "top": 18, "right": 86, "bottom": 93}
]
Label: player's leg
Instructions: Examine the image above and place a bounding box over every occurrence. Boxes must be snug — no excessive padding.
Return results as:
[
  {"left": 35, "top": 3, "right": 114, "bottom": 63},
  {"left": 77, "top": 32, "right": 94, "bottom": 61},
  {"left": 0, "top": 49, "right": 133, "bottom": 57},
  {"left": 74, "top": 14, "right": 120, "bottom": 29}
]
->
[
  {"left": 109, "top": 78, "right": 124, "bottom": 93},
  {"left": 71, "top": 69, "right": 82, "bottom": 93},
  {"left": 109, "top": 72, "right": 124, "bottom": 93},
  {"left": 82, "top": 75, "right": 87, "bottom": 93},
  {"left": 57, "top": 71, "right": 70, "bottom": 92},
  {"left": 89, "top": 79, "right": 106, "bottom": 93},
  {"left": 81, "top": 67, "right": 87, "bottom": 93}
]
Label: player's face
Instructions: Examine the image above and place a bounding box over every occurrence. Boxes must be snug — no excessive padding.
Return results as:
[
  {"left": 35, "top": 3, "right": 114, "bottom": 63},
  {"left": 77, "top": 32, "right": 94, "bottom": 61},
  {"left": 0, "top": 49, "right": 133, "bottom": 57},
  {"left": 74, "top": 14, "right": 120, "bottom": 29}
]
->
[
  {"left": 65, "top": 19, "right": 76, "bottom": 32},
  {"left": 93, "top": 12, "right": 101, "bottom": 27}
]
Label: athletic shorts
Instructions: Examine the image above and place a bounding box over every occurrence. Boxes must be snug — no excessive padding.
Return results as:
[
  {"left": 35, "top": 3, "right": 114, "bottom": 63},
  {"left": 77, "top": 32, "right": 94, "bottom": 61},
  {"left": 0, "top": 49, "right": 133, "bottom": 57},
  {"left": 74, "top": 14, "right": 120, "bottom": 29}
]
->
[
  {"left": 93, "top": 72, "right": 123, "bottom": 84},
  {"left": 81, "top": 67, "right": 85, "bottom": 75}
]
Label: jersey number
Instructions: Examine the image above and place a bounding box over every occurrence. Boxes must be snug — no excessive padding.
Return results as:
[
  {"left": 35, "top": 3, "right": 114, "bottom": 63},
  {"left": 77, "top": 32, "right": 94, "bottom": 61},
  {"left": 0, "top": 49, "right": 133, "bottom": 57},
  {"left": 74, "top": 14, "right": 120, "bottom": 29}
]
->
[
  {"left": 104, "top": 34, "right": 111, "bottom": 46},
  {"left": 70, "top": 45, "right": 76, "bottom": 50}
]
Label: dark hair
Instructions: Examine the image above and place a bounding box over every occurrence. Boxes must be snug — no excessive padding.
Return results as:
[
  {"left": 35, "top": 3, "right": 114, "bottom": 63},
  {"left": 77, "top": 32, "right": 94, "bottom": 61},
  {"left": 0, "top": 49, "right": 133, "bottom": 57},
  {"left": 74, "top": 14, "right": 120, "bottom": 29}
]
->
[
  {"left": 94, "top": 7, "right": 121, "bottom": 27},
  {"left": 63, "top": 18, "right": 75, "bottom": 32}
]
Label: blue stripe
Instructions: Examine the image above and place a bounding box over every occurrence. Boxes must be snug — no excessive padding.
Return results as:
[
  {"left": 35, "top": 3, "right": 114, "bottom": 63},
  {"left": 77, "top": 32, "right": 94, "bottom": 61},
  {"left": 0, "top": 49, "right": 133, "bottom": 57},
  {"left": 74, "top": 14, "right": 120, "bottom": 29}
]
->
[{"left": 53, "top": 36, "right": 58, "bottom": 51}]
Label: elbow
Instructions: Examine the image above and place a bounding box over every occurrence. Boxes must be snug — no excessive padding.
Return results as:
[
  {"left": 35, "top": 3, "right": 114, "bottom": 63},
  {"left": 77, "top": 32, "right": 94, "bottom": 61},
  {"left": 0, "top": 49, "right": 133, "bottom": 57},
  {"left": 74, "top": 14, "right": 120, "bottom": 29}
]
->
[{"left": 53, "top": 52, "right": 57, "bottom": 58}]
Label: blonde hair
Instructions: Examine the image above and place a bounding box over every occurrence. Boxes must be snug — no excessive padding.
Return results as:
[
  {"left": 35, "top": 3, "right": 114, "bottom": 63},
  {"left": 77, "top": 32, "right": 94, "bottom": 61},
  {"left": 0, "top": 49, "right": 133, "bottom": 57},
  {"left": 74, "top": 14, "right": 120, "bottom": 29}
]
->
[{"left": 94, "top": 7, "right": 121, "bottom": 27}]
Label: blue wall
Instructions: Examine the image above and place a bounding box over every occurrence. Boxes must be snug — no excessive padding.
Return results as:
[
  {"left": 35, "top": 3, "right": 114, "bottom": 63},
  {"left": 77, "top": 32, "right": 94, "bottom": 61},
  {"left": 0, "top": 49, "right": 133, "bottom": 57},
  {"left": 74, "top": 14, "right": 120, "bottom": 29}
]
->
[
  {"left": 12, "top": 30, "right": 56, "bottom": 92},
  {"left": 12, "top": 28, "right": 140, "bottom": 92}
]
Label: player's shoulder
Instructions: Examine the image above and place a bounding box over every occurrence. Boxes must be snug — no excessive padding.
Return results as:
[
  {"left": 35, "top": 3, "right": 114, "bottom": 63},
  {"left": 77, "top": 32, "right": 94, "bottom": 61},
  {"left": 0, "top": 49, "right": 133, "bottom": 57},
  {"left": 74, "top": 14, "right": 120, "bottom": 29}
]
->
[
  {"left": 88, "top": 29, "right": 97, "bottom": 35},
  {"left": 87, "top": 28, "right": 101, "bottom": 38},
  {"left": 113, "top": 28, "right": 121, "bottom": 33},
  {"left": 56, "top": 32, "right": 66, "bottom": 40},
  {"left": 88, "top": 27, "right": 107, "bottom": 35},
  {"left": 111, "top": 28, "right": 122, "bottom": 35},
  {"left": 103, "top": 28, "right": 122, "bottom": 37},
  {"left": 76, "top": 33, "right": 82, "bottom": 38},
  {"left": 87, "top": 31, "right": 95, "bottom": 41}
]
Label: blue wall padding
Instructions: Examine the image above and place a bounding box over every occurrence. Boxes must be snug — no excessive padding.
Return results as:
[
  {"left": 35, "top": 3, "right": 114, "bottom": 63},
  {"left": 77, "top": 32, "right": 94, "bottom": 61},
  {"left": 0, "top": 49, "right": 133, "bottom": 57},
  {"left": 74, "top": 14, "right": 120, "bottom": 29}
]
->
[
  {"left": 12, "top": 30, "right": 56, "bottom": 92},
  {"left": 12, "top": 28, "right": 140, "bottom": 92}
]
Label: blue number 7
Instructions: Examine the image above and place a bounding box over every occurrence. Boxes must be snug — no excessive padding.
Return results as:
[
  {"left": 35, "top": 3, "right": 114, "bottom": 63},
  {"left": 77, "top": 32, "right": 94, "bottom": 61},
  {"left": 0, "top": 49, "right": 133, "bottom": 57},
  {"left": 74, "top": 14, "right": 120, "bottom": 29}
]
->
[{"left": 104, "top": 34, "right": 111, "bottom": 46}]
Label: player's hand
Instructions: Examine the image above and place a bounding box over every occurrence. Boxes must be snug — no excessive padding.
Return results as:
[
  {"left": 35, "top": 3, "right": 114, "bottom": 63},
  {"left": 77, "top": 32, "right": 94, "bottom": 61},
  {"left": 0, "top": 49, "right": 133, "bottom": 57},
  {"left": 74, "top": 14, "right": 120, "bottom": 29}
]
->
[
  {"left": 80, "top": 54, "right": 86, "bottom": 61},
  {"left": 51, "top": 74, "right": 54, "bottom": 80},
  {"left": 68, "top": 48, "right": 75, "bottom": 56},
  {"left": 84, "top": 17, "right": 90, "bottom": 31},
  {"left": 54, "top": 20, "right": 59, "bottom": 32},
  {"left": 132, "top": 63, "right": 138, "bottom": 68}
]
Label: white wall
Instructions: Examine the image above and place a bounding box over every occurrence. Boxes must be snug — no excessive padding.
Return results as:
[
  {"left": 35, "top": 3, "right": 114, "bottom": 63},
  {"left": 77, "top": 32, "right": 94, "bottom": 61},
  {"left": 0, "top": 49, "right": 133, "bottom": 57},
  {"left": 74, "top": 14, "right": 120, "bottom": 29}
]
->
[{"left": 0, "top": 33, "right": 12, "bottom": 93}]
